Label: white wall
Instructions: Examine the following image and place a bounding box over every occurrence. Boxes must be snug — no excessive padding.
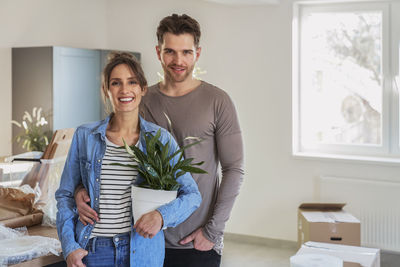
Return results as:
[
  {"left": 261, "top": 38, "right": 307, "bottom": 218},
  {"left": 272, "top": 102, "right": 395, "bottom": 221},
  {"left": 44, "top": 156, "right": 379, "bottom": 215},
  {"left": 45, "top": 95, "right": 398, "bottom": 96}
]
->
[
  {"left": 1, "top": 0, "right": 399, "bottom": 243},
  {"left": 0, "top": 0, "right": 109, "bottom": 156},
  {"left": 105, "top": 0, "right": 400, "bottom": 242},
  {"left": 0, "top": 49, "right": 12, "bottom": 156}
]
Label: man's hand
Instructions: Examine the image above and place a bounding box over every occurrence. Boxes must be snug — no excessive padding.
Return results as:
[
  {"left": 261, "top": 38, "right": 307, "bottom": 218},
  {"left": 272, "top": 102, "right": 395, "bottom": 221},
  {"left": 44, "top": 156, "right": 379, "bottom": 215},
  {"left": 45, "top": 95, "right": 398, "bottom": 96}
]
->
[
  {"left": 75, "top": 187, "right": 99, "bottom": 225},
  {"left": 179, "top": 227, "right": 215, "bottom": 251},
  {"left": 66, "top": 248, "right": 88, "bottom": 267},
  {"left": 134, "top": 210, "right": 163, "bottom": 238}
]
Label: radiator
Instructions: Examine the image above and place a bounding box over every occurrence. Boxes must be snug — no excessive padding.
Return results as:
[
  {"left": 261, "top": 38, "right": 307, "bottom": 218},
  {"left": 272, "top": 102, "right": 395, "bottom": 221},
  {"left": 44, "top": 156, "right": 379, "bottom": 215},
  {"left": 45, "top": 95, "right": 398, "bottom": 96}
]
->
[{"left": 317, "top": 176, "right": 400, "bottom": 252}]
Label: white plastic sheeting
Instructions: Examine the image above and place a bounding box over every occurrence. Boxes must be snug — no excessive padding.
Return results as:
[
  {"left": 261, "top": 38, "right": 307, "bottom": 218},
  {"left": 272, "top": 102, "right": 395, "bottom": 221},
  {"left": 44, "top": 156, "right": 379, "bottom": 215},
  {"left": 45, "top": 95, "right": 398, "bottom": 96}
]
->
[{"left": 0, "top": 225, "right": 61, "bottom": 266}]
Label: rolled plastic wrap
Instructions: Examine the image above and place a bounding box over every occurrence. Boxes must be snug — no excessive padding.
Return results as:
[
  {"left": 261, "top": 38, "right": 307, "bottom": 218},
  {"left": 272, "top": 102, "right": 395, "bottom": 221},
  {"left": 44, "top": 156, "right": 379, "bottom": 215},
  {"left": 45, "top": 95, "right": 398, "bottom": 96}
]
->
[{"left": 0, "top": 225, "right": 61, "bottom": 266}]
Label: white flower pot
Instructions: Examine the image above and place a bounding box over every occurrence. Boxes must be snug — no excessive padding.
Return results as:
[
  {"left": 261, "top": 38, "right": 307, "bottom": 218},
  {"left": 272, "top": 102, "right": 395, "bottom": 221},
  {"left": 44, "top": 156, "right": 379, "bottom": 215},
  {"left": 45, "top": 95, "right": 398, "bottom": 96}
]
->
[{"left": 131, "top": 185, "right": 177, "bottom": 221}]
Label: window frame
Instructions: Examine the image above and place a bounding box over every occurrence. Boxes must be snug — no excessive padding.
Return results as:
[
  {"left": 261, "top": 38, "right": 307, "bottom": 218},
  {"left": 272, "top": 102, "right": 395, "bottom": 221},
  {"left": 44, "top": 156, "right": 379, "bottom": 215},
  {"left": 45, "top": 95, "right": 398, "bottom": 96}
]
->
[{"left": 292, "top": 1, "right": 400, "bottom": 162}]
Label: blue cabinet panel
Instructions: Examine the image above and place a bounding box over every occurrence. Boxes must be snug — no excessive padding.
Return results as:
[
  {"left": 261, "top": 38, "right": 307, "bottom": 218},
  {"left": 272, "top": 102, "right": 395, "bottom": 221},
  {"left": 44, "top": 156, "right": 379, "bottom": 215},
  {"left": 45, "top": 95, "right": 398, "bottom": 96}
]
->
[{"left": 53, "top": 47, "right": 101, "bottom": 130}]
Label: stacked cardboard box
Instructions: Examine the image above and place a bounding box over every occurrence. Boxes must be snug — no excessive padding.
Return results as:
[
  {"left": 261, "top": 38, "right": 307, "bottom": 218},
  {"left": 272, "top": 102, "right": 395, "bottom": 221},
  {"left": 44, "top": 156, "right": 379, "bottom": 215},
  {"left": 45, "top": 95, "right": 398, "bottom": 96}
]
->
[
  {"left": 298, "top": 203, "right": 360, "bottom": 248},
  {"left": 296, "top": 242, "right": 380, "bottom": 267},
  {"left": 295, "top": 203, "right": 380, "bottom": 267}
]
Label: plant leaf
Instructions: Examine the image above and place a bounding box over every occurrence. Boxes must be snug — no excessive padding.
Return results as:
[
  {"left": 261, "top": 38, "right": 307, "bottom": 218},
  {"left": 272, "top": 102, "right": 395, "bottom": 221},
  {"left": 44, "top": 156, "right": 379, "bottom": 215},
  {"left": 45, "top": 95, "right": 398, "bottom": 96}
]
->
[
  {"left": 122, "top": 138, "right": 136, "bottom": 157},
  {"left": 175, "top": 170, "right": 186, "bottom": 178},
  {"left": 179, "top": 165, "right": 208, "bottom": 174},
  {"left": 111, "top": 163, "right": 139, "bottom": 169},
  {"left": 166, "top": 139, "right": 203, "bottom": 162}
]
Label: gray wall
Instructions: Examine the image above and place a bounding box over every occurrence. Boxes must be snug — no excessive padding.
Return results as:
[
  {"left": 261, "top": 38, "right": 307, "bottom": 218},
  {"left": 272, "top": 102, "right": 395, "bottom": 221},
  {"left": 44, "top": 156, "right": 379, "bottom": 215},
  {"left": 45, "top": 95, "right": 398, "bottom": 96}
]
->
[{"left": 12, "top": 47, "right": 53, "bottom": 154}]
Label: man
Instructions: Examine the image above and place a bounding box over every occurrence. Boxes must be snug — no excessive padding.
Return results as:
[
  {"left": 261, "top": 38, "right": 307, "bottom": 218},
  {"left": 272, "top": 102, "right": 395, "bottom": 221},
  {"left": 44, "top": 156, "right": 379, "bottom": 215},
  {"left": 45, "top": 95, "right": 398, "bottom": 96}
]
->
[{"left": 75, "top": 14, "right": 244, "bottom": 267}]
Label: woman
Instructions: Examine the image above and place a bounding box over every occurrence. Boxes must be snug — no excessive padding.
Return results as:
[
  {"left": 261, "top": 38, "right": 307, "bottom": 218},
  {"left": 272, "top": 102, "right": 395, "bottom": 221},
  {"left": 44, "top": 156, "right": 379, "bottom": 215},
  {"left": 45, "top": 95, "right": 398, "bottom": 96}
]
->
[{"left": 55, "top": 52, "right": 201, "bottom": 267}]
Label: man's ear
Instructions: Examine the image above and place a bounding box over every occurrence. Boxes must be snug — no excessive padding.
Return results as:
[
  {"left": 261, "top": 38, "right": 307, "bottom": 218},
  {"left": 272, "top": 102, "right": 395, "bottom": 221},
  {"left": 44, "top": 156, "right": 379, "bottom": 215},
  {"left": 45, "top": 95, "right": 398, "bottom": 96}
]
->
[
  {"left": 195, "top": 46, "right": 202, "bottom": 61},
  {"left": 156, "top": 45, "right": 162, "bottom": 61}
]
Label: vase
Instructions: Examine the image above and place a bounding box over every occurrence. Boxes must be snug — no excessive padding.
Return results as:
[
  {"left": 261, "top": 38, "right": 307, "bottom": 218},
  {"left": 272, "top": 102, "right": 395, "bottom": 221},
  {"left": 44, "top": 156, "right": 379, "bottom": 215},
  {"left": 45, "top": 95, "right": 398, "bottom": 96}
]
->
[{"left": 131, "top": 185, "right": 177, "bottom": 221}]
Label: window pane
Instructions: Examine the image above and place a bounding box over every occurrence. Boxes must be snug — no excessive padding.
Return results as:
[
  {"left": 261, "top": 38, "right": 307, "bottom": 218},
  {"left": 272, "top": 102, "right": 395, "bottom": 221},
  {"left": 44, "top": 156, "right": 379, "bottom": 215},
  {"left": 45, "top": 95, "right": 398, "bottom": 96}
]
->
[{"left": 300, "top": 11, "right": 383, "bottom": 147}]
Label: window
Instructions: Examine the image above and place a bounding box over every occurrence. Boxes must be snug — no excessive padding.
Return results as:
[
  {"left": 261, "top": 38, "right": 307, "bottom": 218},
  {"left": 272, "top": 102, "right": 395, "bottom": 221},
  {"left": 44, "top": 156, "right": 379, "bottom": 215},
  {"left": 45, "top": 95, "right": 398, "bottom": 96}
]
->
[{"left": 293, "top": 1, "right": 400, "bottom": 161}]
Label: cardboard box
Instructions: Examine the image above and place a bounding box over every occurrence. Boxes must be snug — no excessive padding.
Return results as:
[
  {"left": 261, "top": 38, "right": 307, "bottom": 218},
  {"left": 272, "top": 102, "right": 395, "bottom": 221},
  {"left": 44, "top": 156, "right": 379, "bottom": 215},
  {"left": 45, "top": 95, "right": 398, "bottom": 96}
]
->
[
  {"left": 298, "top": 203, "right": 360, "bottom": 248},
  {"left": 296, "top": 241, "right": 380, "bottom": 267}
]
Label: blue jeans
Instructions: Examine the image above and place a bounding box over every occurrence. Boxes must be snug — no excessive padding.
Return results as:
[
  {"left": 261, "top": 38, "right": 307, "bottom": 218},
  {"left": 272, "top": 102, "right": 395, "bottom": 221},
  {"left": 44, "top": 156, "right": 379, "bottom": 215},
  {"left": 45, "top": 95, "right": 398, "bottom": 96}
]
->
[{"left": 82, "top": 233, "right": 130, "bottom": 267}]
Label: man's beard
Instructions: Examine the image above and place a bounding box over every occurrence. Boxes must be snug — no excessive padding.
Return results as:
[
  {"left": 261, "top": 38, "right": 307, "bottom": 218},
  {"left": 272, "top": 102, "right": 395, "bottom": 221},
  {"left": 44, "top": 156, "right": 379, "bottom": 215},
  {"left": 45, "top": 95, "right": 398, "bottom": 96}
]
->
[{"left": 163, "top": 63, "right": 195, "bottom": 83}]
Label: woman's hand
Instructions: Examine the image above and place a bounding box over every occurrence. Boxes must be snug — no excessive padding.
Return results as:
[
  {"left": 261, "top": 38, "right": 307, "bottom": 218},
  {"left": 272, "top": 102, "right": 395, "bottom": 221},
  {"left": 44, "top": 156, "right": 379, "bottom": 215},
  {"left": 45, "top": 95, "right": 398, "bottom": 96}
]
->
[
  {"left": 75, "top": 186, "right": 99, "bottom": 225},
  {"left": 66, "top": 248, "right": 88, "bottom": 267},
  {"left": 134, "top": 210, "right": 163, "bottom": 238}
]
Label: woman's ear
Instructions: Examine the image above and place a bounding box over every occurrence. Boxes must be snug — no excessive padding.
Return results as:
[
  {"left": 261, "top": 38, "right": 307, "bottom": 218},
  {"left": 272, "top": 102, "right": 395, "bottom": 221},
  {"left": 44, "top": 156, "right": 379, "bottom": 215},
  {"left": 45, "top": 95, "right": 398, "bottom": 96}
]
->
[
  {"left": 142, "top": 86, "right": 147, "bottom": 96},
  {"left": 102, "top": 85, "right": 109, "bottom": 98}
]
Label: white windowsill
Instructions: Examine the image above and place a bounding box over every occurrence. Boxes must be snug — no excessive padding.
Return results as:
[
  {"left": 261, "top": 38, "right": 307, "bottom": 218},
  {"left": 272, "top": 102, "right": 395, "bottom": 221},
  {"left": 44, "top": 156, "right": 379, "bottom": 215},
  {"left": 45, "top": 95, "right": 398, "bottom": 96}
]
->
[{"left": 293, "top": 151, "right": 400, "bottom": 166}]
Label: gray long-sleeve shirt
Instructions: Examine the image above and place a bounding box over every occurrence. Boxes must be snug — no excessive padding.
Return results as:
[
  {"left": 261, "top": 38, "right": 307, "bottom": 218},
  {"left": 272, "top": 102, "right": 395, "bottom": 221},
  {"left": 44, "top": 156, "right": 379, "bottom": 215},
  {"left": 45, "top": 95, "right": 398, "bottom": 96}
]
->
[{"left": 140, "top": 81, "right": 244, "bottom": 254}]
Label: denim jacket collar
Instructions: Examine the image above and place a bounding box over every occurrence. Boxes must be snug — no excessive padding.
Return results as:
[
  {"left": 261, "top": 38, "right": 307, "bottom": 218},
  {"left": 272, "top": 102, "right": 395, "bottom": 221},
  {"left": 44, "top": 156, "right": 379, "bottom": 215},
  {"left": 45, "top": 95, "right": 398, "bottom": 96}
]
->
[
  {"left": 91, "top": 114, "right": 159, "bottom": 144},
  {"left": 91, "top": 115, "right": 110, "bottom": 140}
]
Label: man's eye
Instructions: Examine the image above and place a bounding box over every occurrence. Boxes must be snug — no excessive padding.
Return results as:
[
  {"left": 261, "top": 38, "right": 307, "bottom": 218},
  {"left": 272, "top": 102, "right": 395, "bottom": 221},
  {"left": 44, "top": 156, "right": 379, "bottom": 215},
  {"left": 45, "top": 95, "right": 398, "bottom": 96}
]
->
[
  {"left": 165, "top": 50, "right": 173, "bottom": 54},
  {"left": 184, "top": 51, "right": 192, "bottom": 55}
]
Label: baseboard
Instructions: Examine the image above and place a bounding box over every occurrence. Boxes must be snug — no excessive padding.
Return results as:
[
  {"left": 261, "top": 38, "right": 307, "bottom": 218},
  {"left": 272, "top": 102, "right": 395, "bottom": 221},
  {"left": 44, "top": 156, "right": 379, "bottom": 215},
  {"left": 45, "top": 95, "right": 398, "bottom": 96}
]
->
[{"left": 224, "top": 232, "right": 297, "bottom": 250}]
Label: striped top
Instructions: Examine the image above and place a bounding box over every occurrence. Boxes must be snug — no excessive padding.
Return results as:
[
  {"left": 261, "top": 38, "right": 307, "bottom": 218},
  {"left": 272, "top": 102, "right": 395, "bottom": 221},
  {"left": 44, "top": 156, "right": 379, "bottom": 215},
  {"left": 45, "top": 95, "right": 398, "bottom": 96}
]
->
[{"left": 90, "top": 137, "right": 138, "bottom": 237}]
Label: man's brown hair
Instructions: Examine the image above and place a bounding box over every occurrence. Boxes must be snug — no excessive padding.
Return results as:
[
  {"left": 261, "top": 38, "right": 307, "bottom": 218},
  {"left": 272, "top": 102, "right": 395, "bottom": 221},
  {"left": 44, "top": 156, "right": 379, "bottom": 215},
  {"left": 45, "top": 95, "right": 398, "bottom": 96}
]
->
[{"left": 157, "top": 14, "right": 201, "bottom": 47}]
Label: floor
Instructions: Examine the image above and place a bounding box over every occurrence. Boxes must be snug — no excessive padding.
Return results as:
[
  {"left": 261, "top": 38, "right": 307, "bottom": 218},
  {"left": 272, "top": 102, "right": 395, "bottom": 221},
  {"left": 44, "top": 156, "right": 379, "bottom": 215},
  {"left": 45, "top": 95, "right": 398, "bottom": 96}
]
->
[
  {"left": 46, "top": 244, "right": 399, "bottom": 267},
  {"left": 43, "top": 232, "right": 400, "bottom": 267},
  {"left": 221, "top": 237, "right": 400, "bottom": 267},
  {"left": 221, "top": 237, "right": 297, "bottom": 267}
]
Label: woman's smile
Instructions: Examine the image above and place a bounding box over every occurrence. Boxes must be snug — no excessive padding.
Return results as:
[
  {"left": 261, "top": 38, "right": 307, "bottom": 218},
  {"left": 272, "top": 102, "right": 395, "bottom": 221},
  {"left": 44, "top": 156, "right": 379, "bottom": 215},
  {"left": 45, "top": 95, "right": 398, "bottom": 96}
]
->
[{"left": 119, "top": 97, "right": 134, "bottom": 103}]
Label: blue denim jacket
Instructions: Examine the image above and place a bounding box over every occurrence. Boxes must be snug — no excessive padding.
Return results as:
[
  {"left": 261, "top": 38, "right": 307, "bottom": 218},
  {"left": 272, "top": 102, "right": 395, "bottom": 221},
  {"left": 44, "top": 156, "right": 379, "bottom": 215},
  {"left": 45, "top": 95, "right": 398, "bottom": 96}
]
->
[{"left": 55, "top": 115, "right": 202, "bottom": 267}]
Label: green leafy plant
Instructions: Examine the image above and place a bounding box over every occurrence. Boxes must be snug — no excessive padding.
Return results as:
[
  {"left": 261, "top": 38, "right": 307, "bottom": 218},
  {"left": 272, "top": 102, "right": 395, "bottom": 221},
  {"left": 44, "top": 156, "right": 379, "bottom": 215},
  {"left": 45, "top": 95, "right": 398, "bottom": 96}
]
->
[
  {"left": 11, "top": 107, "right": 53, "bottom": 152},
  {"left": 115, "top": 129, "right": 207, "bottom": 191}
]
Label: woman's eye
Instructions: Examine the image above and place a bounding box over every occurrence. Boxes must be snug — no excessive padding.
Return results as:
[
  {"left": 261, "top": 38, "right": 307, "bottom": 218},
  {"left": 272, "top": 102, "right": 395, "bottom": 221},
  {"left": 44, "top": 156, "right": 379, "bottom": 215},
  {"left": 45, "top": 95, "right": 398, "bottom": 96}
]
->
[
  {"left": 129, "top": 80, "right": 137, "bottom": 85},
  {"left": 111, "top": 81, "right": 119, "bottom": 86}
]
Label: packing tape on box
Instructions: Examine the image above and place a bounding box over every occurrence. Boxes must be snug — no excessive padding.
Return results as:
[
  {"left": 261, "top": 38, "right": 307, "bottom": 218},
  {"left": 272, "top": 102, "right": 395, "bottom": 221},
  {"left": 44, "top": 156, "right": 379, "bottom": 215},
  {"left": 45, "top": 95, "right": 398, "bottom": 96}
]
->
[
  {"left": 290, "top": 253, "right": 343, "bottom": 267},
  {"left": 306, "top": 243, "right": 379, "bottom": 256}
]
